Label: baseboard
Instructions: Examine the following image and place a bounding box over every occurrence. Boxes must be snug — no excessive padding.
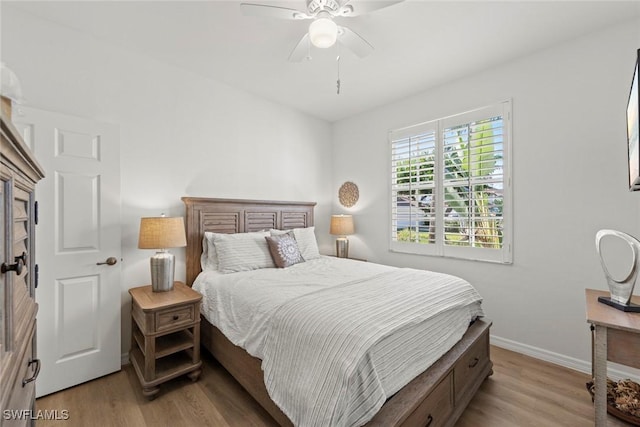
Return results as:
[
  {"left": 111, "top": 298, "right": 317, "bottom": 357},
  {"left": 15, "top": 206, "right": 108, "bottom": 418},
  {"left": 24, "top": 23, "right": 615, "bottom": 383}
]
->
[
  {"left": 121, "top": 352, "right": 130, "bottom": 366},
  {"left": 491, "top": 335, "right": 640, "bottom": 383}
]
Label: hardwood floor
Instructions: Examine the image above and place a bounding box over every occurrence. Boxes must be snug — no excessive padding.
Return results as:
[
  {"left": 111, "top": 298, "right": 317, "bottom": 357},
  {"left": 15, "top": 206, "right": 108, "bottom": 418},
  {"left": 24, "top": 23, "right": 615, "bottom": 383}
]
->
[
  {"left": 36, "top": 346, "right": 629, "bottom": 426},
  {"left": 457, "top": 347, "right": 628, "bottom": 427}
]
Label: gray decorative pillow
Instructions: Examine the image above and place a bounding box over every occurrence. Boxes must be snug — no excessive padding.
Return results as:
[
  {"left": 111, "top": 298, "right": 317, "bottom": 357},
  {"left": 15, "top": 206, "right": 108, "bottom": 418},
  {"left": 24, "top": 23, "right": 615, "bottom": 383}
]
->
[
  {"left": 270, "top": 227, "right": 321, "bottom": 260},
  {"left": 265, "top": 233, "right": 304, "bottom": 268}
]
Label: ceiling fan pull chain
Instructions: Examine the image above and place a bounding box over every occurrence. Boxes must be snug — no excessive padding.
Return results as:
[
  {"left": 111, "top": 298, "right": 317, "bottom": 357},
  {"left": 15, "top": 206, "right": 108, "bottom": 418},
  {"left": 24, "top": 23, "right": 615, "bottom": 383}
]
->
[
  {"left": 336, "top": 57, "right": 341, "bottom": 95},
  {"left": 336, "top": 44, "right": 341, "bottom": 95}
]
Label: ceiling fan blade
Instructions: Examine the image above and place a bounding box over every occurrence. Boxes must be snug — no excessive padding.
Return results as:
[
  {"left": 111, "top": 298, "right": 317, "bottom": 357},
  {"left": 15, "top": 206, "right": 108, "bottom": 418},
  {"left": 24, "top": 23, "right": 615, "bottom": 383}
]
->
[
  {"left": 288, "top": 33, "right": 311, "bottom": 62},
  {"left": 338, "top": 26, "right": 373, "bottom": 58},
  {"left": 240, "top": 3, "right": 311, "bottom": 20},
  {"left": 336, "top": 0, "right": 404, "bottom": 17}
]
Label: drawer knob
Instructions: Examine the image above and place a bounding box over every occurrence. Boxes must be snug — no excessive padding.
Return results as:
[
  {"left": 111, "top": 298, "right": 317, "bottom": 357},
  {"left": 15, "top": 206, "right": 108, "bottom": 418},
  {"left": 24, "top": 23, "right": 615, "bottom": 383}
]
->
[
  {"left": 469, "top": 357, "right": 480, "bottom": 368},
  {"left": 15, "top": 252, "right": 27, "bottom": 264},
  {"left": 173, "top": 315, "right": 179, "bottom": 321},
  {"left": 425, "top": 414, "right": 433, "bottom": 427},
  {"left": 22, "top": 358, "right": 41, "bottom": 387},
  {"left": 1, "top": 253, "right": 26, "bottom": 275}
]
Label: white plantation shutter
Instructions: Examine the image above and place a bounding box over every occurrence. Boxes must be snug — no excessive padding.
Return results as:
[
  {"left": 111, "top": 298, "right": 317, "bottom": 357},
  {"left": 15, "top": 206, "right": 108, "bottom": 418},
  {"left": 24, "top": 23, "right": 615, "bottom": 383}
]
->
[
  {"left": 389, "top": 101, "right": 512, "bottom": 263},
  {"left": 390, "top": 122, "right": 438, "bottom": 255}
]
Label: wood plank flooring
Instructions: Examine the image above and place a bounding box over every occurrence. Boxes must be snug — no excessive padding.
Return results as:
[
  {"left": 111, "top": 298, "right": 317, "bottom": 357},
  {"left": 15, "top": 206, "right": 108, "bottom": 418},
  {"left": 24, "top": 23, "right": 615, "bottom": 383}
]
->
[{"left": 36, "top": 346, "right": 630, "bottom": 426}]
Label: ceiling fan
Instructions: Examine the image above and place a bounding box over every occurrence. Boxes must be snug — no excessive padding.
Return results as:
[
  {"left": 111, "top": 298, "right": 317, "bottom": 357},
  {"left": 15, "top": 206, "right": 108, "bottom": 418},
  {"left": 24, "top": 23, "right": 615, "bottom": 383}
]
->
[{"left": 240, "top": 0, "right": 404, "bottom": 62}]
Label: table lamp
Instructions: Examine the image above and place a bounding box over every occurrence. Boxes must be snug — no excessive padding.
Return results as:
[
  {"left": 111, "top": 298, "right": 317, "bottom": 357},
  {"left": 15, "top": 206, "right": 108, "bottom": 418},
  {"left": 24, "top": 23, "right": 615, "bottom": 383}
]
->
[
  {"left": 330, "top": 214, "right": 354, "bottom": 258},
  {"left": 138, "top": 215, "right": 187, "bottom": 292},
  {"left": 1, "top": 62, "right": 23, "bottom": 120}
]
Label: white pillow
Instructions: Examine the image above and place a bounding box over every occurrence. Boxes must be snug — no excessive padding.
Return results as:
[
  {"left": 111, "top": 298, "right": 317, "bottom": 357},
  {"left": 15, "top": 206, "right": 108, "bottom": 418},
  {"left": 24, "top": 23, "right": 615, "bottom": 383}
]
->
[
  {"left": 270, "top": 226, "right": 320, "bottom": 260},
  {"left": 200, "top": 232, "right": 218, "bottom": 271},
  {"left": 212, "top": 231, "right": 275, "bottom": 273}
]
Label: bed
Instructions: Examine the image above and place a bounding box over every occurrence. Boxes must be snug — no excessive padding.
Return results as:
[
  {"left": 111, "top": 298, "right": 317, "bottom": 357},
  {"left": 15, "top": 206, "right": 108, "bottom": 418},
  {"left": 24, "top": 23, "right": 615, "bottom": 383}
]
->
[{"left": 182, "top": 196, "right": 493, "bottom": 427}]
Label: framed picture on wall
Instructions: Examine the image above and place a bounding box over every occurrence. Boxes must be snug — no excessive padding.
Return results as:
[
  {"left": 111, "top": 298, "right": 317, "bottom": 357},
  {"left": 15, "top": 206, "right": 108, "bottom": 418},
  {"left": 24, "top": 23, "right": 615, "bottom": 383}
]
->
[{"left": 628, "top": 49, "right": 640, "bottom": 191}]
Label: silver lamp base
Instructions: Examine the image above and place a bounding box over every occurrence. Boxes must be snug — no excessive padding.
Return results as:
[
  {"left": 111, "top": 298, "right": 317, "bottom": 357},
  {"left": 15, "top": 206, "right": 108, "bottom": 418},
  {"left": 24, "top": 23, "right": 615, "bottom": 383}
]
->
[
  {"left": 335, "top": 237, "right": 349, "bottom": 258},
  {"left": 150, "top": 250, "right": 175, "bottom": 292}
]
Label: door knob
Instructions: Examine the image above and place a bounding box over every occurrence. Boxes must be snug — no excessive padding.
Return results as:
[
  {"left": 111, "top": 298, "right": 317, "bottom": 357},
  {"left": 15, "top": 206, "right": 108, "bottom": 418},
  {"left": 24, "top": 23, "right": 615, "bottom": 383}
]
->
[{"left": 96, "top": 257, "right": 118, "bottom": 266}]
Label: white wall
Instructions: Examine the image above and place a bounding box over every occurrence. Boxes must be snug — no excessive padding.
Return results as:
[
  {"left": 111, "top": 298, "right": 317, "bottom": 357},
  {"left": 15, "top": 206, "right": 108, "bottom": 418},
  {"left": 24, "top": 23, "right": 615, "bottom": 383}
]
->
[
  {"left": 1, "top": 6, "right": 333, "bottom": 354},
  {"left": 332, "top": 19, "right": 640, "bottom": 374}
]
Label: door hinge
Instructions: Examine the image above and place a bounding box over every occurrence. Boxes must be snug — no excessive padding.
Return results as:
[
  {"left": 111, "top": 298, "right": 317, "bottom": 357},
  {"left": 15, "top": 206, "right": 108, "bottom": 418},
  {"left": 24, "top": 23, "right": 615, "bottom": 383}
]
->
[
  {"left": 34, "top": 201, "right": 39, "bottom": 225},
  {"left": 35, "top": 264, "right": 39, "bottom": 289}
]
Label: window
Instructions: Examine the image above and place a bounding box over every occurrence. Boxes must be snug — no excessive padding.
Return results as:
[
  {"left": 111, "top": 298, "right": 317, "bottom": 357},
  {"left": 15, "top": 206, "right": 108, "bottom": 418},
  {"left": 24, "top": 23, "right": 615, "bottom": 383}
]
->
[{"left": 390, "top": 101, "right": 512, "bottom": 263}]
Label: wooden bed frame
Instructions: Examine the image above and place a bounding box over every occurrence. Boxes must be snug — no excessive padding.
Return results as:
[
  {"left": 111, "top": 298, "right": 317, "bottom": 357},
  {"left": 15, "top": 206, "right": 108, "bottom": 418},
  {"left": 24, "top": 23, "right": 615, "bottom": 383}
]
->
[{"left": 182, "top": 197, "right": 493, "bottom": 427}]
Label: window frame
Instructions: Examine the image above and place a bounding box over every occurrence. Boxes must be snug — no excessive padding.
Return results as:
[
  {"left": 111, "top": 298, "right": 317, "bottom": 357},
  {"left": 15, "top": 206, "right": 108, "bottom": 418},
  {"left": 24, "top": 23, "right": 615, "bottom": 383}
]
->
[{"left": 389, "top": 101, "right": 512, "bottom": 264}]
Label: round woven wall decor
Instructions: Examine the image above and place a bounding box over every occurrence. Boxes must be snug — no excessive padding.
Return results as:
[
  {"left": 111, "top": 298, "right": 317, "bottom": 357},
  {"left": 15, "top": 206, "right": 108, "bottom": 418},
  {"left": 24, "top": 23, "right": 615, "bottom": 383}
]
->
[{"left": 338, "top": 181, "right": 359, "bottom": 207}]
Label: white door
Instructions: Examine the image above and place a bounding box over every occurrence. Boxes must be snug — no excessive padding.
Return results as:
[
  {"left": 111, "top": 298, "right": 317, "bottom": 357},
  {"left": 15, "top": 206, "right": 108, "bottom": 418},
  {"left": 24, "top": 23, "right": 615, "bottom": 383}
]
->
[{"left": 13, "top": 107, "right": 121, "bottom": 397}]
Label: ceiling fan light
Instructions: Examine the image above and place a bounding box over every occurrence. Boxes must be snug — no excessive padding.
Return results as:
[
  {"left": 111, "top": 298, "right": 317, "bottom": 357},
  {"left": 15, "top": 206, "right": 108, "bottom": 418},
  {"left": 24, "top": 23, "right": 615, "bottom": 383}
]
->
[{"left": 309, "top": 17, "right": 338, "bottom": 48}]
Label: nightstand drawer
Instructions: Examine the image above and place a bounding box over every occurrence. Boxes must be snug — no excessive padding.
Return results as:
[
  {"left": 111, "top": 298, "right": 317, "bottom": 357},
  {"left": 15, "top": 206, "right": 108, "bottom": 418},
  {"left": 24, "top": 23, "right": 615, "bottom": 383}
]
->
[{"left": 156, "top": 305, "right": 195, "bottom": 332}]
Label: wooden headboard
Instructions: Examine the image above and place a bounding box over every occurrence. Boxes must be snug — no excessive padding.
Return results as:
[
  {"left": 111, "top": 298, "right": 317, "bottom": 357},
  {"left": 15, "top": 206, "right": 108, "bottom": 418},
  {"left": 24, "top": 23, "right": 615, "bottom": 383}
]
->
[{"left": 181, "top": 197, "right": 316, "bottom": 285}]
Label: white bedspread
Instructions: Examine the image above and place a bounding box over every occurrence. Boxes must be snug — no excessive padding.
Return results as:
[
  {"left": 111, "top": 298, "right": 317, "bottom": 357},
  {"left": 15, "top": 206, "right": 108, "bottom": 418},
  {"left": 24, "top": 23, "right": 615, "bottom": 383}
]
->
[{"left": 193, "top": 257, "right": 483, "bottom": 427}]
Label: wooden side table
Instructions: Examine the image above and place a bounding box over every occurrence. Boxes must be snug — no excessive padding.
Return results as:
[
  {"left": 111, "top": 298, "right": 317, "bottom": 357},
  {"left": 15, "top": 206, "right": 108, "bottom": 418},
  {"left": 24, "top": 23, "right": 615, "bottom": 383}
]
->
[
  {"left": 129, "top": 281, "right": 202, "bottom": 399},
  {"left": 585, "top": 289, "right": 640, "bottom": 426}
]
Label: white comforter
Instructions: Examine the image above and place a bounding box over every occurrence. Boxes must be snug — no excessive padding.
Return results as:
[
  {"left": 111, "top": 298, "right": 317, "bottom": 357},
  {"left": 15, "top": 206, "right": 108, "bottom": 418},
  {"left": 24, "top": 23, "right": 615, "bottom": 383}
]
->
[{"left": 193, "top": 257, "right": 483, "bottom": 427}]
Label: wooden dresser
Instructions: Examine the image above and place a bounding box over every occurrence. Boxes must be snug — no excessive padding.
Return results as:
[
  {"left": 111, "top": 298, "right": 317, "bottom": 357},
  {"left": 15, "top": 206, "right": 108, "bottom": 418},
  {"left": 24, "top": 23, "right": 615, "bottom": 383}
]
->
[{"left": 0, "top": 98, "right": 45, "bottom": 425}]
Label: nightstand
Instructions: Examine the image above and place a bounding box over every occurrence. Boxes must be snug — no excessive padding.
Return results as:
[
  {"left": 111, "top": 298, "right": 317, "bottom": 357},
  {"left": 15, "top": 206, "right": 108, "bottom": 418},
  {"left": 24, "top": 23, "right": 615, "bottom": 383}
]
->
[{"left": 129, "top": 281, "right": 202, "bottom": 399}]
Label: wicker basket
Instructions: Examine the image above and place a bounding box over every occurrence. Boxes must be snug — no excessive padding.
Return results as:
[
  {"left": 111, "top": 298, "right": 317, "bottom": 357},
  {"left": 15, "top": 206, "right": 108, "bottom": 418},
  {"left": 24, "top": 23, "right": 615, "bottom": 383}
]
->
[{"left": 586, "top": 379, "right": 640, "bottom": 426}]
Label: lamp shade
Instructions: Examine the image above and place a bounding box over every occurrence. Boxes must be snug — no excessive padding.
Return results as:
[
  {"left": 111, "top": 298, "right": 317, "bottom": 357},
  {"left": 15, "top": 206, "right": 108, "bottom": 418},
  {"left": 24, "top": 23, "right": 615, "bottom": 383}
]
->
[
  {"left": 309, "top": 17, "right": 338, "bottom": 48},
  {"left": 138, "top": 216, "right": 187, "bottom": 249},
  {"left": 330, "top": 214, "right": 354, "bottom": 236}
]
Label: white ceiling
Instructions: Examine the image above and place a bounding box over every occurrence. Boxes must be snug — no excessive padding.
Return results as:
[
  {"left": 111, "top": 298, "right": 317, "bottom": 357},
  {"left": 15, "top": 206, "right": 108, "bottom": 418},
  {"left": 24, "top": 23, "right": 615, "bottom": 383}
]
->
[{"left": 5, "top": 0, "right": 640, "bottom": 122}]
